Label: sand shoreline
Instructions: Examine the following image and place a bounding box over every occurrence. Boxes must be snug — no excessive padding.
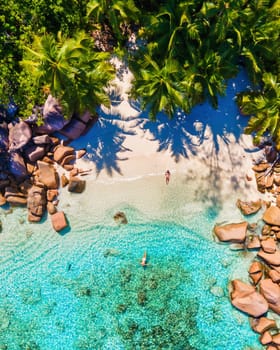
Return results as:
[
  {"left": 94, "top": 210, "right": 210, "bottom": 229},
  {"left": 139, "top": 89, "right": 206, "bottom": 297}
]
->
[{"left": 68, "top": 63, "right": 264, "bottom": 205}]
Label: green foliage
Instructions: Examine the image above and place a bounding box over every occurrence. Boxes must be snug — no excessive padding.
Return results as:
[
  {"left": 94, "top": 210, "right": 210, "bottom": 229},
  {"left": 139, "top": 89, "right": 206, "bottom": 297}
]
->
[
  {"left": 130, "top": 55, "right": 190, "bottom": 119},
  {"left": 86, "top": 0, "right": 140, "bottom": 46},
  {"left": 21, "top": 31, "right": 115, "bottom": 118},
  {"left": 237, "top": 72, "right": 280, "bottom": 147},
  {"left": 0, "top": 0, "right": 279, "bottom": 145}
]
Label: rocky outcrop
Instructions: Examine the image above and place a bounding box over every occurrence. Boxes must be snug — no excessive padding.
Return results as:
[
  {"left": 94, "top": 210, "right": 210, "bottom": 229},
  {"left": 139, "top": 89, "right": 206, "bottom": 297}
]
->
[
  {"left": 27, "top": 186, "right": 46, "bottom": 222},
  {"left": 214, "top": 148, "right": 280, "bottom": 350},
  {"left": 258, "top": 250, "right": 280, "bottom": 266},
  {"left": 261, "top": 237, "right": 277, "bottom": 254},
  {"left": 214, "top": 222, "right": 248, "bottom": 243},
  {"left": 8, "top": 152, "right": 27, "bottom": 181},
  {"left": 1, "top": 96, "right": 95, "bottom": 231},
  {"left": 4, "top": 186, "right": 27, "bottom": 206},
  {"left": 236, "top": 199, "right": 262, "bottom": 215},
  {"left": 53, "top": 145, "right": 75, "bottom": 164},
  {"left": 51, "top": 211, "right": 68, "bottom": 232},
  {"left": 251, "top": 317, "right": 276, "bottom": 334},
  {"left": 260, "top": 279, "right": 280, "bottom": 314},
  {"left": 230, "top": 279, "right": 268, "bottom": 317},
  {"left": 32, "top": 95, "right": 69, "bottom": 134},
  {"left": 249, "top": 261, "right": 263, "bottom": 285},
  {"left": 9, "top": 121, "right": 32, "bottom": 151},
  {"left": 263, "top": 206, "right": 280, "bottom": 226},
  {"left": 36, "top": 161, "right": 59, "bottom": 189}
]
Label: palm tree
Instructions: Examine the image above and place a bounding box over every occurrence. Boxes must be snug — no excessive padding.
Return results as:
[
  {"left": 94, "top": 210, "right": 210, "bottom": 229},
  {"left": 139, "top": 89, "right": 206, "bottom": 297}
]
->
[
  {"left": 21, "top": 31, "right": 115, "bottom": 117},
  {"left": 237, "top": 72, "right": 280, "bottom": 148},
  {"left": 141, "top": 0, "right": 207, "bottom": 62},
  {"left": 130, "top": 55, "right": 189, "bottom": 120},
  {"left": 86, "top": 0, "right": 140, "bottom": 47}
]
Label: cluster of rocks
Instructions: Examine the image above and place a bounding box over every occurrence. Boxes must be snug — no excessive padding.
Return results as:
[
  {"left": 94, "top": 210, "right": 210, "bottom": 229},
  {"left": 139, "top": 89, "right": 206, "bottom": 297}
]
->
[
  {"left": 0, "top": 95, "right": 96, "bottom": 232},
  {"left": 214, "top": 145, "right": 280, "bottom": 350}
]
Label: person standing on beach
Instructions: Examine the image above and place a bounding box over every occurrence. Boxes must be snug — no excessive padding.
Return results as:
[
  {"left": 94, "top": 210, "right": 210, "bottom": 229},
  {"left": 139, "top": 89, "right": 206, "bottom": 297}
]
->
[{"left": 165, "top": 170, "right": 171, "bottom": 185}]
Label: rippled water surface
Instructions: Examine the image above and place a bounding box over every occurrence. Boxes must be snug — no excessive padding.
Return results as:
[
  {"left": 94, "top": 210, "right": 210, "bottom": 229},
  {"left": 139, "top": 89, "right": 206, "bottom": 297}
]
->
[
  {"left": 0, "top": 68, "right": 264, "bottom": 349},
  {"left": 0, "top": 176, "right": 262, "bottom": 350}
]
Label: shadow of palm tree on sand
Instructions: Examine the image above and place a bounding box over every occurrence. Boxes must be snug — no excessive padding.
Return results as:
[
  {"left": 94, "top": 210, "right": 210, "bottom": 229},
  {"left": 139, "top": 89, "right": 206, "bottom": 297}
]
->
[
  {"left": 70, "top": 109, "right": 136, "bottom": 177},
  {"left": 132, "top": 68, "right": 255, "bottom": 168}
]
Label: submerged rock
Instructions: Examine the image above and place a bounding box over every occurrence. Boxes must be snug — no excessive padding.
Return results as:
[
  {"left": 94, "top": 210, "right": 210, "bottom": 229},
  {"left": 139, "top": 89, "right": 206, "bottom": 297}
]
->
[
  {"left": 103, "top": 248, "right": 120, "bottom": 257},
  {"left": 113, "top": 211, "right": 128, "bottom": 225},
  {"left": 68, "top": 177, "right": 86, "bottom": 193},
  {"left": 0, "top": 308, "right": 10, "bottom": 330}
]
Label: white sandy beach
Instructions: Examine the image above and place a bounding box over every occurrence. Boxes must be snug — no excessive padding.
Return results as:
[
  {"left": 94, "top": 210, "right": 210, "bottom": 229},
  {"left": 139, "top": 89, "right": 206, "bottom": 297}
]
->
[
  {"left": 59, "top": 62, "right": 268, "bottom": 228},
  {"left": 75, "top": 60, "right": 262, "bottom": 185}
]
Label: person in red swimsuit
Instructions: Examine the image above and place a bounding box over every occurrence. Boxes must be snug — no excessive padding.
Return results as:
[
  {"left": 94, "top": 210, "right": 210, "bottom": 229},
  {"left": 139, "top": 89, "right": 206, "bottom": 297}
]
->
[{"left": 165, "top": 170, "right": 171, "bottom": 185}]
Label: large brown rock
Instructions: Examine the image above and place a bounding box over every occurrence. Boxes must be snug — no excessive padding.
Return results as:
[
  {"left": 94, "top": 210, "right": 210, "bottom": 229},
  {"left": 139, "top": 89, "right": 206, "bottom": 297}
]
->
[
  {"left": 258, "top": 250, "right": 280, "bottom": 266},
  {"left": 251, "top": 316, "right": 276, "bottom": 334},
  {"left": 214, "top": 222, "right": 248, "bottom": 243},
  {"left": 32, "top": 135, "right": 51, "bottom": 145},
  {"left": 9, "top": 121, "right": 32, "bottom": 150},
  {"left": 247, "top": 235, "right": 261, "bottom": 249},
  {"left": 59, "top": 119, "right": 87, "bottom": 140},
  {"left": 5, "top": 187, "right": 27, "bottom": 206},
  {"left": 260, "top": 279, "right": 280, "bottom": 314},
  {"left": 236, "top": 199, "right": 262, "bottom": 216},
  {"left": 8, "top": 152, "right": 27, "bottom": 181},
  {"left": 68, "top": 177, "right": 86, "bottom": 193},
  {"left": 53, "top": 145, "right": 75, "bottom": 164},
  {"left": 263, "top": 206, "right": 280, "bottom": 226},
  {"left": 51, "top": 211, "right": 68, "bottom": 232},
  {"left": 5, "top": 196, "right": 27, "bottom": 206},
  {"left": 61, "top": 154, "right": 76, "bottom": 168},
  {"left": 25, "top": 145, "right": 46, "bottom": 162},
  {"left": 37, "top": 161, "right": 59, "bottom": 189},
  {"left": 266, "top": 173, "right": 274, "bottom": 188},
  {"left": 272, "top": 333, "right": 280, "bottom": 345},
  {"left": 249, "top": 261, "right": 263, "bottom": 274},
  {"left": 253, "top": 163, "right": 270, "bottom": 172},
  {"left": 33, "top": 95, "right": 69, "bottom": 134},
  {"left": 47, "top": 202, "right": 57, "bottom": 215},
  {"left": 231, "top": 279, "right": 268, "bottom": 317},
  {"left": 250, "top": 271, "right": 263, "bottom": 285},
  {"left": 260, "top": 331, "right": 273, "bottom": 345},
  {"left": 231, "top": 280, "right": 256, "bottom": 299},
  {"left": 27, "top": 186, "right": 46, "bottom": 222},
  {"left": 261, "top": 238, "right": 277, "bottom": 254},
  {"left": 268, "top": 269, "right": 280, "bottom": 283},
  {"left": 249, "top": 261, "right": 263, "bottom": 285},
  {"left": 255, "top": 172, "right": 266, "bottom": 193}
]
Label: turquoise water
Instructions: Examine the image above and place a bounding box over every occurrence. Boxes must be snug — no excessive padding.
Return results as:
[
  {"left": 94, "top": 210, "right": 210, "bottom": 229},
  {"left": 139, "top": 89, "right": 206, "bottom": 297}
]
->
[
  {"left": 0, "top": 179, "right": 262, "bottom": 350},
  {"left": 0, "top": 68, "right": 264, "bottom": 349}
]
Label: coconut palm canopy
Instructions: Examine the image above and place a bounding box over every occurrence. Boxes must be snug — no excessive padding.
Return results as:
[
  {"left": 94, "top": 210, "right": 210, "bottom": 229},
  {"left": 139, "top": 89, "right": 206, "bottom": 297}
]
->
[{"left": 0, "top": 0, "right": 279, "bottom": 143}]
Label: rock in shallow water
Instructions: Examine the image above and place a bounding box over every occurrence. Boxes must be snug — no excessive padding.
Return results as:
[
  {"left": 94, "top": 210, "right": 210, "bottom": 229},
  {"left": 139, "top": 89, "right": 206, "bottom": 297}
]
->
[{"left": 214, "top": 222, "right": 248, "bottom": 243}]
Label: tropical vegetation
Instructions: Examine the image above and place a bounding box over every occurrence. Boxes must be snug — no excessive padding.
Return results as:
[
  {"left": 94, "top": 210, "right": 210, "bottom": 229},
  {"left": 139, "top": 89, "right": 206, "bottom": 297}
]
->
[{"left": 0, "top": 0, "right": 279, "bottom": 145}]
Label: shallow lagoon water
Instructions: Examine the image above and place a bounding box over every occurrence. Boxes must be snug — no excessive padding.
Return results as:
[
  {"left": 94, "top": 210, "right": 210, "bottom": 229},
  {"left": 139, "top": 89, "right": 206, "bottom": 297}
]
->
[
  {"left": 0, "top": 68, "right": 265, "bottom": 349},
  {"left": 0, "top": 174, "right": 263, "bottom": 350}
]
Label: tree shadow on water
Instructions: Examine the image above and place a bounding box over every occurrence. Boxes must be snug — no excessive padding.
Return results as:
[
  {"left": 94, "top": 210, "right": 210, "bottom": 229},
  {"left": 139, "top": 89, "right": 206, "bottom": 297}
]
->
[{"left": 70, "top": 109, "right": 136, "bottom": 177}]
